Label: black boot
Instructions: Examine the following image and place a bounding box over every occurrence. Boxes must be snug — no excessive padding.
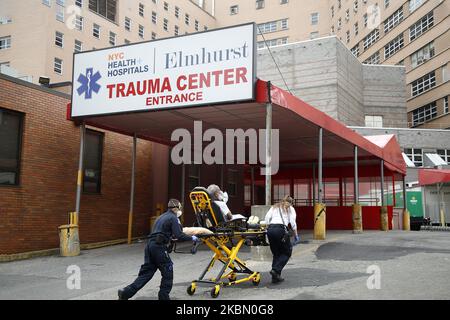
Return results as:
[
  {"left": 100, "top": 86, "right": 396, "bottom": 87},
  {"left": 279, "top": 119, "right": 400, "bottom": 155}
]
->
[
  {"left": 118, "top": 288, "right": 128, "bottom": 300},
  {"left": 270, "top": 270, "right": 285, "bottom": 284}
]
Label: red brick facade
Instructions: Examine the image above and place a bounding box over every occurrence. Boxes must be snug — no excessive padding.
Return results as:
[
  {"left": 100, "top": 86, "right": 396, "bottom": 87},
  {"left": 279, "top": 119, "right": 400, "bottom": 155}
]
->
[{"left": 0, "top": 75, "right": 154, "bottom": 255}]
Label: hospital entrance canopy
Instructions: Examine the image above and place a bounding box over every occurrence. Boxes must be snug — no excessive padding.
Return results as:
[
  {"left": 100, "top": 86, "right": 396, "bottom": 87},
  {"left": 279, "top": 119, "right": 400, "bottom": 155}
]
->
[{"left": 68, "top": 23, "right": 406, "bottom": 177}]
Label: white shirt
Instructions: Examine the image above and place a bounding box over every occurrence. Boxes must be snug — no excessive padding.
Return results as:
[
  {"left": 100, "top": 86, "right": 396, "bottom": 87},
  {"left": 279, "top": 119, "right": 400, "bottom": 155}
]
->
[{"left": 265, "top": 206, "right": 297, "bottom": 231}]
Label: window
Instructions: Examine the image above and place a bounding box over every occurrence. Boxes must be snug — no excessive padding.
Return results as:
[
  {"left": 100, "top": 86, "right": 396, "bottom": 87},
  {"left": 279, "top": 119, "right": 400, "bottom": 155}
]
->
[
  {"left": 93, "top": 23, "right": 100, "bottom": 38},
  {"left": 195, "top": 20, "right": 199, "bottom": 31},
  {"left": 280, "top": 0, "right": 288, "bottom": 4},
  {"left": 412, "top": 102, "right": 437, "bottom": 126},
  {"left": 174, "top": 25, "right": 179, "bottom": 36},
  {"left": 139, "top": 3, "right": 144, "bottom": 17},
  {"left": 188, "top": 165, "right": 200, "bottom": 191},
  {"left": 281, "top": 19, "right": 288, "bottom": 30},
  {"left": 175, "top": 6, "right": 180, "bottom": 18},
  {"left": 410, "top": 12, "right": 434, "bottom": 42},
  {"left": 42, "top": 0, "right": 51, "bottom": 6},
  {"left": 256, "top": 0, "right": 265, "bottom": 10},
  {"left": 0, "top": 17, "right": 12, "bottom": 25},
  {"left": 331, "top": 6, "right": 334, "bottom": 18},
  {"left": 139, "top": 24, "right": 144, "bottom": 38},
  {"left": 124, "top": 39, "right": 130, "bottom": 44},
  {"left": 230, "top": 5, "right": 239, "bottom": 15},
  {"left": 311, "top": 12, "right": 319, "bottom": 25},
  {"left": 384, "top": 0, "right": 390, "bottom": 8},
  {"left": 55, "top": 31, "right": 64, "bottom": 47},
  {"left": 152, "top": 11, "right": 157, "bottom": 24},
  {"left": 363, "top": 29, "right": 379, "bottom": 50},
  {"left": 351, "top": 45, "right": 359, "bottom": 57},
  {"left": 273, "top": 182, "right": 290, "bottom": 203},
  {"left": 384, "top": 8, "right": 404, "bottom": 34},
  {"left": 74, "top": 39, "right": 82, "bottom": 52},
  {"left": 354, "top": 0, "right": 358, "bottom": 11},
  {"left": 310, "top": 32, "right": 319, "bottom": 39},
  {"left": 0, "top": 61, "right": 10, "bottom": 69},
  {"left": 75, "top": 15, "right": 83, "bottom": 31},
  {"left": 0, "top": 108, "right": 23, "bottom": 186},
  {"left": 411, "top": 71, "right": 436, "bottom": 97},
  {"left": 56, "top": 0, "right": 64, "bottom": 5},
  {"left": 83, "top": 130, "right": 104, "bottom": 194},
  {"left": 363, "top": 13, "right": 368, "bottom": 27},
  {"left": 354, "top": 22, "right": 359, "bottom": 35},
  {"left": 346, "top": 30, "right": 350, "bottom": 43},
  {"left": 404, "top": 148, "right": 423, "bottom": 166},
  {"left": 337, "top": 18, "right": 342, "bottom": 29},
  {"left": 88, "top": 0, "right": 117, "bottom": 22},
  {"left": 125, "top": 17, "right": 131, "bottom": 31},
  {"left": 257, "top": 37, "right": 288, "bottom": 49},
  {"left": 331, "top": 25, "right": 335, "bottom": 34},
  {"left": 227, "top": 169, "right": 238, "bottom": 197},
  {"left": 151, "top": 32, "right": 156, "bottom": 40},
  {"left": 54, "top": 57, "right": 63, "bottom": 74},
  {"left": 409, "top": 0, "right": 423, "bottom": 13},
  {"left": 365, "top": 115, "right": 383, "bottom": 128},
  {"left": 257, "top": 19, "right": 287, "bottom": 34},
  {"left": 75, "top": 0, "right": 82, "bottom": 7},
  {"left": 445, "top": 96, "right": 449, "bottom": 114},
  {"left": 109, "top": 32, "right": 116, "bottom": 46},
  {"left": 364, "top": 51, "right": 380, "bottom": 65},
  {"left": 411, "top": 42, "right": 435, "bottom": 68},
  {"left": 185, "top": 14, "right": 190, "bottom": 25},
  {"left": 345, "top": 9, "right": 350, "bottom": 21},
  {"left": 163, "top": 19, "right": 168, "bottom": 31},
  {"left": 437, "top": 149, "right": 450, "bottom": 163},
  {"left": 204, "top": 26, "right": 208, "bottom": 31},
  {"left": 384, "top": 34, "right": 404, "bottom": 59},
  {"left": 56, "top": 5, "right": 64, "bottom": 22},
  {"left": 164, "top": 1, "right": 169, "bottom": 11},
  {"left": 338, "top": 0, "right": 342, "bottom": 9}
]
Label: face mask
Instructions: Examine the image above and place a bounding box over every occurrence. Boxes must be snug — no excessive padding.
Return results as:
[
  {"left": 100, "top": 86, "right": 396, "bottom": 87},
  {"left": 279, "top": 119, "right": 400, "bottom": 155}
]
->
[{"left": 176, "top": 209, "right": 183, "bottom": 218}]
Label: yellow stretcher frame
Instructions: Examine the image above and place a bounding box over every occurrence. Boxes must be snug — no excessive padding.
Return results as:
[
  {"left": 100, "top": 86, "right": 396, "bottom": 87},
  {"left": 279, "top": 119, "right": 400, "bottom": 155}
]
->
[{"left": 187, "top": 189, "right": 267, "bottom": 298}]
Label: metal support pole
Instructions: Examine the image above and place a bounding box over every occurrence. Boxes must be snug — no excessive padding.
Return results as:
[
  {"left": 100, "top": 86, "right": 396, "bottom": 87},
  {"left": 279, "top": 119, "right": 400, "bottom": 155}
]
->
[
  {"left": 265, "top": 81, "right": 272, "bottom": 206},
  {"left": 127, "top": 134, "right": 137, "bottom": 245},
  {"left": 181, "top": 164, "right": 186, "bottom": 211},
  {"left": 354, "top": 146, "right": 359, "bottom": 204},
  {"left": 312, "top": 163, "right": 316, "bottom": 206},
  {"left": 402, "top": 176, "right": 407, "bottom": 209},
  {"left": 318, "top": 127, "right": 323, "bottom": 204},
  {"left": 75, "top": 122, "right": 86, "bottom": 216},
  {"left": 380, "top": 160, "right": 385, "bottom": 206},
  {"left": 250, "top": 166, "right": 255, "bottom": 205}
]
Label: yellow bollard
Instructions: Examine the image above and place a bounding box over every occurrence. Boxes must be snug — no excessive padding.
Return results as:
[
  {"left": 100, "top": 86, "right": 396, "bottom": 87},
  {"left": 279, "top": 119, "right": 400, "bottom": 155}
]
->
[
  {"left": 352, "top": 204, "right": 363, "bottom": 233},
  {"left": 380, "top": 206, "right": 389, "bottom": 231},
  {"left": 58, "top": 224, "right": 80, "bottom": 257},
  {"left": 440, "top": 208, "right": 446, "bottom": 227},
  {"left": 314, "top": 203, "right": 326, "bottom": 240},
  {"left": 69, "top": 212, "right": 79, "bottom": 225},
  {"left": 402, "top": 209, "right": 410, "bottom": 231}
]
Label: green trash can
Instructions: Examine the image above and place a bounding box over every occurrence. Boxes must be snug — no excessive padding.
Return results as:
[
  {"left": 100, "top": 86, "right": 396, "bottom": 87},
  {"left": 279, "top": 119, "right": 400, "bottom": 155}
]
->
[{"left": 58, "top": 224, "right": 80, "bottom": 257}]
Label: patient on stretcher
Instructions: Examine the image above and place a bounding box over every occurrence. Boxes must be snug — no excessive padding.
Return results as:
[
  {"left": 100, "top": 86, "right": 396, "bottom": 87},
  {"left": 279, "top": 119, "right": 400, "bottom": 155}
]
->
[{"left": 207, "top": 184, "right": 246, "bottom": 222}]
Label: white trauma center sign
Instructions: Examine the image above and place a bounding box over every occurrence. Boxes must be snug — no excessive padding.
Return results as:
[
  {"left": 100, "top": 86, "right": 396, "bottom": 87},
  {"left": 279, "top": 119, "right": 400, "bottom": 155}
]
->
[{"left": 71, "top": 23, "right": 256, "bottom": 118}]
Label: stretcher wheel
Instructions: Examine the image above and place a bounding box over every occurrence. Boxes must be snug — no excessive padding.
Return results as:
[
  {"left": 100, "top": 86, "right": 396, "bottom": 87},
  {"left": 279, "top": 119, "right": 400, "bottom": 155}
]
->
[
  {"left": 187, "top": 283, "right": 196, "bottom": 296},
  {"left": 252, "top": 273, "right": 261, "bottom": 286},
  {"left": 210, "top": 285, "right": 220, "bottom": 298}
]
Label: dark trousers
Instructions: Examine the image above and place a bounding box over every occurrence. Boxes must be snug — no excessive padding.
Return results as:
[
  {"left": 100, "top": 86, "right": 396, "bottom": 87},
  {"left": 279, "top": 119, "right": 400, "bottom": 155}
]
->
[
  {"left": 122, "top": 241, "right": 174, "bottom": 300},
  {"left": 267, "top": 225, "right": 292, "bottom": 275}
]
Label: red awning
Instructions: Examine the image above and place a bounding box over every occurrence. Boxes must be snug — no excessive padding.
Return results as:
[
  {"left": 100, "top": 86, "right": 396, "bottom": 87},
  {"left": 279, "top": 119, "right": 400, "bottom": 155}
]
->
[
  {"left": 364, "top": 135, "right": 406, "bottom": 175},
  {"left": 419, "top": 168, "right": 450, "bottom": 186},
  {"left": 67, "top": 79, "right": 406, "bottom": 175}
]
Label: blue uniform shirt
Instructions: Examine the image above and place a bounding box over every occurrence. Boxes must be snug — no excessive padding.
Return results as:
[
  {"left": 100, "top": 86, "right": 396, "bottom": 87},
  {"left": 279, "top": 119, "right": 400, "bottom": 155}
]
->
[{"left": 149, "top": 210, "right": 192, "bottom": 243}]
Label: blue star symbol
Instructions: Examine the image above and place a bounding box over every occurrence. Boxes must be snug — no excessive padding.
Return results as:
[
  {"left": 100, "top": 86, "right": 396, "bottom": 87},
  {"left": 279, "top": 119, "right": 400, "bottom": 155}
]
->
[{"left": 77, "top": 68, "right": 101, "bottom": 99}]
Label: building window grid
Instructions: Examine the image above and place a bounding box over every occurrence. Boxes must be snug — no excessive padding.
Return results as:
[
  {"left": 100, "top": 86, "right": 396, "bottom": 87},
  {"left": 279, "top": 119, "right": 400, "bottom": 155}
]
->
[
  {"left": 411, "top": 41, "right": 435, "bottom": 69},
  {"left": 256, "top": 0, "right": 265, "bottom": 10},
  {"left": 75, "top": 15, "right": 83, "bottom": 31},
  {"left": 93, "top": 23, "right": 100, "bottom": 38},
  {"left": 437, "top": 149, "right": 450, "bottom": 163},
  {"left": 346, "top": 30, "right": 350, "bottom": 43},
  {"left": 109, "top": 31, "right": 116, "bottom": 46},
  {"left": 125, "top": 17, "right": 131, "bottom": 31},
  {"left": 175, "top": 6, "right": 180, "bottom": 18},
  {"left": 54, "top": 57, "right": 63, "bottom": 74},
  {"left": 163, "top": 2, "right": 169, "bottom": 11},
  {"left": 365, "top": 115, "right": 383, "bottom": 128},
  {"left": 56, "top": 5, "right": 65, "bottom": 22},
  {"left": 139, "top": 24, "right": 144, "bottom": 38},
  {"left": 384, "top": 8, "right": 404, "bottom": 34},
  {"left": 364, "top": 51, "right": 380, "bottom": 65},
  {"left": 152, "top": 11, "right": 157, "bottom": 24},
  {"left": 363, "top": 29, "right": 379, "bottom": 50},
  {"left": 351, "top": 45, "right": 360, "bottom": 57},
  {"left": 257, "top": 37, "right": 288, "bottom": 49},
  {"left": 185, "top": 14, "right": 190, "bottom": 25},
  {"left": 257, "top": 19, "right": 288, "bottom": 34},
  {"left": 354, "top": 0, "right": 358, "bottom": 12},
  {"left": 409, "top": 0, "right": 423, "bottom": 13},
  {"left": 163, "top": 19, "right": 168, "bottom": 31},
  {"left": 74, "top": 39, "right": 82, "bottom": 52},
  {"left": 404, "top": 148, "right": 423, "bottom": 166},
  {"left": 139, "top": 3, "right": 144, "bottom": 17},
  {"left": 0, "top": 108, "right": 23, "bottom": 186},
  {"left": 88, "top": 0, "right": 117, "bottom": 22},
  {"left": 174, "top": 25, "right": 179, "bottom": 36},
  {"left": 76, "top": 0, "right": 83, "bottom": 7},
  {"left": 411, "top": 71, "right": 436, "bottom": 97},
  {"left": 354, "top": 22, "right": 359, "bottom": 35},
  {"left": 412, "top": 102, "right": 437, "bottom": 126},
  {"left": 55, "top": 31, "right": 64, "bottom": 48},
  {"left": 311, "top": 13, "right": 319, "bottom": 25},
  {"left": 384, "top": 34, "right": 404, "bottom": 59},
  {"left": 151, "top": 32, "right": 156, "bottom": 40},
  {"left": 410, "top": 12, "right": 434, "bottom": 42},
  {"left": 195, "top": 20, "right": 199, "bottom": 31}
]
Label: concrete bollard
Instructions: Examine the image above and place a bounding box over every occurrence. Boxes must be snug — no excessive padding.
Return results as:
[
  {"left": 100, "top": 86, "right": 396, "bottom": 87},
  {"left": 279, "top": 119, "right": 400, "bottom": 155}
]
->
[
  {"left": 314, "top": 203, "right": 326, "bottom": 240},
  {"left": 402, "top": 208, "right": 410, "bottom": 231},
  {"left": 380, "top": 206, "right": 389, "bottom": 231},
  {"left": 58, "top": 224, "right": 80, "bottom": 257},
  {"left": 352, "top": 204, "right": 363, "bottom": 233},
  {"left": 440, "top": 208, "right": 446, "bottom": 227}
]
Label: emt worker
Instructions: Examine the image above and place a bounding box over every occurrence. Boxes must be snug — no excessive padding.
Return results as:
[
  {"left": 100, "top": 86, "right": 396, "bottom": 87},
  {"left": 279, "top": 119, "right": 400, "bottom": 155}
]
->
[
  {"left": 118, "top": 199, "right": 198, "bottom": 300},
  {"left": 264, "top": 196, "right": 300, "bottom": 284}
]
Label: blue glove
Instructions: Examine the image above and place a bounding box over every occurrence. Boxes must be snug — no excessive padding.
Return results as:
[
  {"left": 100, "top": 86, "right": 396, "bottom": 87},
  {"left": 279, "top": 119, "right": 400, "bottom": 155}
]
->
[{"left": 192, "top": 235, "right": 199, "bottom": 242}]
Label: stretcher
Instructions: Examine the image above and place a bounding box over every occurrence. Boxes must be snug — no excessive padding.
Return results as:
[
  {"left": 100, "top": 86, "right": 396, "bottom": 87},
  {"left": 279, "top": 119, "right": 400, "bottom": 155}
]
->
[{"left": 185, "top": 187, "right": 268, "bottom": 298}]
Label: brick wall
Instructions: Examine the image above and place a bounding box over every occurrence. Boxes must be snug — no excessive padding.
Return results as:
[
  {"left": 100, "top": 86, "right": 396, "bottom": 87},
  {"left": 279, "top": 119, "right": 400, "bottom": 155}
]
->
[{"left": 0, "top": 76, "right": 154, "bottom": 255}]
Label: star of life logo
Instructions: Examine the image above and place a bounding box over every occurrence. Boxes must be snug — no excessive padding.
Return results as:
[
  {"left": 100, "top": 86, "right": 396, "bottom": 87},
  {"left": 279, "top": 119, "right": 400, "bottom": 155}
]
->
[{"left": 77, "top": 68, "right": 102, "bottom": 99}]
